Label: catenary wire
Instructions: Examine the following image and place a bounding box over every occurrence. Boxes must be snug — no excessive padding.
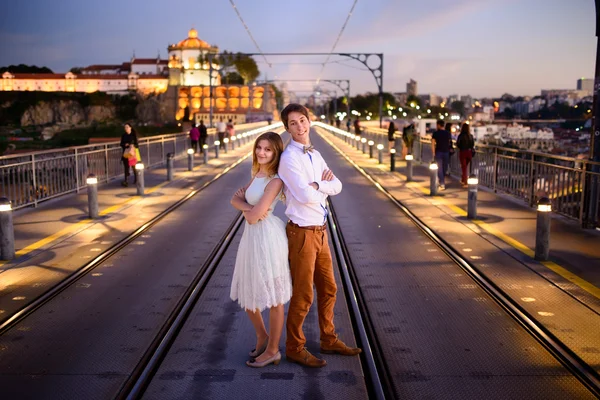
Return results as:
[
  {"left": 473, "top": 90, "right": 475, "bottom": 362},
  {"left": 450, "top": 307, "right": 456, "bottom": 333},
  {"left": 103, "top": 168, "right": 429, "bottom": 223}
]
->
[
  {"left": 316, "top": 0, "right": 359, "bottom": 84},
  {"left": 228, "top": 0, "right": 272, "bottom": 68}
]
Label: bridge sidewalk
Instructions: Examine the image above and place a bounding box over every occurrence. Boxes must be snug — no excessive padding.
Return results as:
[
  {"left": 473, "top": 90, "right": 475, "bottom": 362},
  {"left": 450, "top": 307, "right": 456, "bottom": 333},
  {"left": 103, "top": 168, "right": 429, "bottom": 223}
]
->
[
  {"left": 316, "top": 126, "right": 600, "bottom": 309},
  {"left": 0, "top": 139, "right": 259, "bottom": 319}
]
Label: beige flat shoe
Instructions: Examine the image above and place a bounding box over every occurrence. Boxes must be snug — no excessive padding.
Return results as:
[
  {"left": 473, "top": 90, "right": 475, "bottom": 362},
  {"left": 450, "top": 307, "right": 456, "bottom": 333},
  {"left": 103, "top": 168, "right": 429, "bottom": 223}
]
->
[{"left": 246, "top": 351, "right": 281, "bottom": 368}]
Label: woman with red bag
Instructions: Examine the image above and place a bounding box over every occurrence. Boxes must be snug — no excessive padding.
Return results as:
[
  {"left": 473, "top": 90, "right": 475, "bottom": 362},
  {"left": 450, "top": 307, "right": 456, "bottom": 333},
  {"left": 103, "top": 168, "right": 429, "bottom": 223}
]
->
[{"left": 120, "top": 123, "right": 139, "bottom": 187}]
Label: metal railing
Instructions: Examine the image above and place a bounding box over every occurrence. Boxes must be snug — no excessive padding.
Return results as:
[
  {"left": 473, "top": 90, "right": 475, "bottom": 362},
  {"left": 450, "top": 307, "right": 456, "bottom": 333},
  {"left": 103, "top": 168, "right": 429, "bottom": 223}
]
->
[
  {"left": 328, "top": 123, "right": 600, "bottom": 228},
  {"left": 0, "top": 122, "right": 267, "bottom": 210}
]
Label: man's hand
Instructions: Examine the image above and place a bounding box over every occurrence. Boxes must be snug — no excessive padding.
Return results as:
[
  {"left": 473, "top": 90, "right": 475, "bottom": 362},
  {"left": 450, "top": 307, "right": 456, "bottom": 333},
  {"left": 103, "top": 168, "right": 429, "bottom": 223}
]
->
[
  {"left": 322, "top": 169, "right": 334, "bottom": 182},
  {"left": 309, "top": 182, "right": 319, "bottom": 190}
]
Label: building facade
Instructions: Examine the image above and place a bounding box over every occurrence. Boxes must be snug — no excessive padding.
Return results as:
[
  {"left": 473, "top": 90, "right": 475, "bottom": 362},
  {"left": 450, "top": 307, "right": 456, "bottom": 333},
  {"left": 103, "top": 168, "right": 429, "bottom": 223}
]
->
[{"left": 1, "top": 28, "right": 277, "bottom": 123}]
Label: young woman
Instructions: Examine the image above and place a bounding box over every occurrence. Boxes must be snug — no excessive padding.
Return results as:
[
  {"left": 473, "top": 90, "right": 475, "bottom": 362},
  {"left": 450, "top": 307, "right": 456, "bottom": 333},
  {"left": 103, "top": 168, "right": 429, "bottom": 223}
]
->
[
  {"left": 119, "top": 123, "right": 139, "bottom": 187},
  {"left": 457, "top": 123, "right": 475, "bottom": 186},
  {"left": 230, "top": 131, "right": 292, "bottom": 368}
]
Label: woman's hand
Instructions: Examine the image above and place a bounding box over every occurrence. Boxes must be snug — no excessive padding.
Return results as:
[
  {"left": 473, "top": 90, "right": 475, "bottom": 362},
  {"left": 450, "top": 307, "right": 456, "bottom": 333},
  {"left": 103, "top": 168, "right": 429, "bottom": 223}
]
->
[{"left": 234, "top": 187, "right": 246, "bottom": 198}]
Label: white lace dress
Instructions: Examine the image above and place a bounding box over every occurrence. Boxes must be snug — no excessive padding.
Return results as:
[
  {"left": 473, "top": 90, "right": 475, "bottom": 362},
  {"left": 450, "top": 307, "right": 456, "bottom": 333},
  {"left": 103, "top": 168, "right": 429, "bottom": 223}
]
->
[{"left": 230, "top": 175, "right": 292, "bottom": 312}]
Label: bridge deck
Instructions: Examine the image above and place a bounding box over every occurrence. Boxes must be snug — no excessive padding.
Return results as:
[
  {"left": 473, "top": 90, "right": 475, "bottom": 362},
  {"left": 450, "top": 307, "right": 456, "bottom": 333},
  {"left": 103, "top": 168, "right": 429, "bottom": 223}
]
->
[{"left": 0, "top": 125, "right": 597, "bottom": 398}]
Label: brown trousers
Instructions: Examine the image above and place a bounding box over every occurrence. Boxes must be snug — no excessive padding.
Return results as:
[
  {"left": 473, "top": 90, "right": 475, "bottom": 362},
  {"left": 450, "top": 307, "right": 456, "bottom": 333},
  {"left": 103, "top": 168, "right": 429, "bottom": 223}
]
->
[{"left": 285, "top": 222, "right": 338, "bottom": 354}]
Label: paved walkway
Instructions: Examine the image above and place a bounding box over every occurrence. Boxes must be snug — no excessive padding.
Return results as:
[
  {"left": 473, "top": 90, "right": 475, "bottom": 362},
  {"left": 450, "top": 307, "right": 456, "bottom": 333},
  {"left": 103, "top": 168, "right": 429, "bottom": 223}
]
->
[
  {"left": 315, "top": 123, "right": 600, "bottom": 312},
  {"left": 0, "top": 129, "right": 272, "bottom": 318}
]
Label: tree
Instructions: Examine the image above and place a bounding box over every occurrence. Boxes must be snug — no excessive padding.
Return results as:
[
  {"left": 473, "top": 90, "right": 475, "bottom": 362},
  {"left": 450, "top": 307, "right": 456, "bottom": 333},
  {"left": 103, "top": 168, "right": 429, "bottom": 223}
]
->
[
  {"left": 450, "top": 100, "right": 465, "bottom": 116},
  {"left": 406, "top": 95, "right": 422, "bottom": 108},
  {"left": 223, "top": 72, "right": 244, "bottom": 85},
  {"left": 70, "top": 67, "right": 83, "bottom": 74},
  {"left": 0, "top": 64, "right": 53, "bottom": 74},
  {"left": 233, "top": 53, "right": 259, "bottom": 84}
]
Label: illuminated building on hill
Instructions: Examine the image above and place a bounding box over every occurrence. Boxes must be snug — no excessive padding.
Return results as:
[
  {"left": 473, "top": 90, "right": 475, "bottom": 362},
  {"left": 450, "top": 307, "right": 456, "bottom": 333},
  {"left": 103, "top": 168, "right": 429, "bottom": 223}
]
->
[{"left": 1, "top": 28, "right": 276, "bottom": 123}]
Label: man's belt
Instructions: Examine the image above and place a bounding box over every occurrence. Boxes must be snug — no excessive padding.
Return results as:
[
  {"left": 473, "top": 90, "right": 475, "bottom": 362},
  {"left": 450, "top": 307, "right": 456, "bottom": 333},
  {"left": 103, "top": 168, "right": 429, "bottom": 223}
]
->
[{"left": 288, "top": 221, "right": 327, "bottom": 231}]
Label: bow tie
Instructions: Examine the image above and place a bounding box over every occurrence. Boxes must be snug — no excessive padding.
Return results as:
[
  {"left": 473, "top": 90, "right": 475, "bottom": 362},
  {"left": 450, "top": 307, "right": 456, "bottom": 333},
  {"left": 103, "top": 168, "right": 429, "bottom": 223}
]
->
[{"left": 303, "top": 145, "right": 315, "bottom": 154}]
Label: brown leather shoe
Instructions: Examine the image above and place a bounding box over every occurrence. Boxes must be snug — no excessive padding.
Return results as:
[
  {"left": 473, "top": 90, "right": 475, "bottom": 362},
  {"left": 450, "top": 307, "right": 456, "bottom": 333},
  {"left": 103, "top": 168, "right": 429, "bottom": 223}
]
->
[
  {"left": 320, "top": 340, "right": 362, "bottom": 356},
  {"left": 286, "top": 348, "right": 327, "bottom": 368}
]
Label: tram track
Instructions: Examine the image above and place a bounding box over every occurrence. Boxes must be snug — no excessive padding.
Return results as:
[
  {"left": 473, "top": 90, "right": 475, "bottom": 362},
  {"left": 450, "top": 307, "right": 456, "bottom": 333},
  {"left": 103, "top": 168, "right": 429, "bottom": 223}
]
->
[
  {"left": 317, "top": 126, "right": 600, "bottom": 398},
  {"left": 0, "top": 146, "right": 254, "bottom": 337},
  {"left": 118, "top": 212, "right": 245, "bottom": 399}
]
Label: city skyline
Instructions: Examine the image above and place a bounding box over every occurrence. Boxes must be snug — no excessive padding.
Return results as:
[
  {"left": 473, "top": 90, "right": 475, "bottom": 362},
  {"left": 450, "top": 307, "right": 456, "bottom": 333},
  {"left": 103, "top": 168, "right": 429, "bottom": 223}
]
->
[{"left": 0, "top": 0, "right": 596, "bottom": 98}]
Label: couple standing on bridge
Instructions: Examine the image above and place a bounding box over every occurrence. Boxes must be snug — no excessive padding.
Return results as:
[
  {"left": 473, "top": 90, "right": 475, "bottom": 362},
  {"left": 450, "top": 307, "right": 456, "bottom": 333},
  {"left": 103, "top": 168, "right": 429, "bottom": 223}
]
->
[{"left": 229, "top": 103, "right": 362, "bottom": 368}]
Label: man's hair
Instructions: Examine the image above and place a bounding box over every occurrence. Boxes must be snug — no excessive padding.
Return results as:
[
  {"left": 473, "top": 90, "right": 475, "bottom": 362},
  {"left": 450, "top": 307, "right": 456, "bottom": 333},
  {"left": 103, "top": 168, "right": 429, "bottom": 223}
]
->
[
  {"left": 281, "top": 103, "right": 309, "bottom": 129},
  {"left": 436, "top": 119, "right": 445, "bottom": 128}
]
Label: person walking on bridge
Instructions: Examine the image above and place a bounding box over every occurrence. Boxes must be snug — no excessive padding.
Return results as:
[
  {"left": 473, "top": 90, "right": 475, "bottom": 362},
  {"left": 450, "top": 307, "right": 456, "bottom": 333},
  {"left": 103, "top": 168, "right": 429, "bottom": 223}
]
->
[
  {"left": 119, "top": 123, "right": 139, "bottom": 187},
  {"left": 216, "top": 117, "right": 227, "bottom": 149},
  {"left": 432, "top": 119, "right": 452, "bottom": 190},
  {"left": 278, "top": 103, "right": 362, "bottom": 368},
  {"left": 457, "top": 122, "right": 475, "bottom": 187},
  {"left": 230, "top": 132, "right": 292, "bottom": 368},
  {"left": 198, "top": 119, "right": 208, "bottom": 153}
]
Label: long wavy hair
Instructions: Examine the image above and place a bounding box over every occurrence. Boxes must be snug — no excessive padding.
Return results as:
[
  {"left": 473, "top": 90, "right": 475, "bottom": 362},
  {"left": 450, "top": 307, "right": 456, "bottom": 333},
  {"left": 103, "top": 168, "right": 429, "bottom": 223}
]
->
[{"left": 251, "top": 132, "right": 284, "bottom": 177}]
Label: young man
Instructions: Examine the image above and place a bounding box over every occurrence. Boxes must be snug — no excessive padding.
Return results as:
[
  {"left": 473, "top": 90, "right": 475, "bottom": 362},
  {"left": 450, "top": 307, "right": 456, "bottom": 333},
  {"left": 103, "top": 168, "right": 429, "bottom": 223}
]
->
[
  {"left": 216, "top": 117, "right": 227, "bottom": 149},
  {"left": 278, "top": 103, "right": 362, "bottom": 368},
  {"left": 431, "top": 119, "right": 452, "bottom": 190}
]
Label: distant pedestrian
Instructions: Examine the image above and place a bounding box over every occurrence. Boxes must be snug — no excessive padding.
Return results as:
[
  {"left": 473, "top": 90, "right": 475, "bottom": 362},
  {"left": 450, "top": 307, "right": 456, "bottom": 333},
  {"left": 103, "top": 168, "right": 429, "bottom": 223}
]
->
[
  {"left": 387, "top": 120, "right": 397, "bottom": 151},
  {"left": 456, "top": 123, "right": 475, "bottom": 187},
  {"left": 353, "top": 118, "right": 361, "bottom": 136},
  {"left": 431, "top": 119, "right": 452, "bottom": 190},
  {"left": 199, "top": 119, "right": 208, "bottom": 153},
  {"left": 345, "top": 119, "right": 351, "bottom": 132},
  {"left": 445, "top": 122, "right": 455, "bottom": 176},
  {"left": 189, "top": 123, "right": 200, "bottom": 153},
  {"left": 402, "top": 123, "right": 416, "bottom": 159},
  {"left": 120, "top": 123, "right": 139, "bottom": 187},
  {"left": 216, "top": 117, "right": 227, "bottom": 149},
  {"left": 335, "top": 119, "right": 341, "bottom": 129},
  {"left": 226, "top": 118, "right": 235, "bottom": 139}
]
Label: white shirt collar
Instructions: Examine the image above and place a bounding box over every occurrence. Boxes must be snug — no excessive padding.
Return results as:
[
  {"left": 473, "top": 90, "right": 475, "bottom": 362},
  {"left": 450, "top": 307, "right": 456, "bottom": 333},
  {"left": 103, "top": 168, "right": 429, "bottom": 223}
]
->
[{"left": 288, "top": 139, "right": 311, "bottom": 152}]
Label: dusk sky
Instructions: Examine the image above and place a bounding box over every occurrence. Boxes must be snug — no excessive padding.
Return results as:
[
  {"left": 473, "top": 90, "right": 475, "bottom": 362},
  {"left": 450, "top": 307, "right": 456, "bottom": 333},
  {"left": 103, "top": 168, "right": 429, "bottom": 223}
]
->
[{"left": 0, "top": 0, "right": 596, "bottom": 99}]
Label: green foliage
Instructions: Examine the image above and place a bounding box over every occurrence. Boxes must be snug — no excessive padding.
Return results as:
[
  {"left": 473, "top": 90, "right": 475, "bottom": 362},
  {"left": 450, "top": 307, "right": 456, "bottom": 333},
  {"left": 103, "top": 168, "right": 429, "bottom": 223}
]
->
[
  {"left": 223, "top": 72, "right": 244, "bottom": 85},
  {"left": 269, "top": 84, "right": 283, "bottom": 109},
  {"left": 406, "top": 95, "right": 421, "bottom": 108},
  {"left": 450, "top": 100, "right": 465, "bottom": 116},
  {"left": 233, "top": 53, "right": 259, "bottom": 84},
  {"left": 70, "top": 67, "right": 83, "bottom": 74},
  {"left": 0, "top": 64, "right": 53, "bottom": 74}
]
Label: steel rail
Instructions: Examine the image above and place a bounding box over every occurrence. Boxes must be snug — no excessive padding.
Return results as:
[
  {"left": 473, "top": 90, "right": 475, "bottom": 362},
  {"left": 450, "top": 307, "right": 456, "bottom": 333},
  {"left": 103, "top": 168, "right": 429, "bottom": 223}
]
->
[
  {"left": 118, "top": 212, "right": 245, "bottom": 400},
  {"left": 326, "top": 198, "right": 395, "bottom": 400},
  {"left": 316, "top": 126, "right": 600, "bottom": 398}
]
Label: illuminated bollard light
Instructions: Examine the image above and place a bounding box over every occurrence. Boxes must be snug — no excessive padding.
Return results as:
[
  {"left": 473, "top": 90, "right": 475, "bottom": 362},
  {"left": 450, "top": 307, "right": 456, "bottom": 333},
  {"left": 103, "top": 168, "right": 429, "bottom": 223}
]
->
[
  {"left": 429, "top": 162, "right": 439, "bottom": 196},
  {"left": 0, "top": 197, "right": 14, "bottom": 260},
  {"left": 187, "top": 148, "right": 194, "bottom": 171},
  {"left": 405, "top": 154, "right": 414, "bottom": 181},
  {"left": 166, "top": 152, "right": 174, "bottom": 181},
  {"left": 86, "top": 174, "right": 99, "bottom": 219},
  {"left": 214, "top": 141, "right": 220, "bottom": 158},
  {"left": 467, "top": 174, "right": 478, "bottom": 219},
  {"left": 535, "top": 197, "right": 551, "bottom": 261},
  {"left": 361, "top": 137, "right": 367, "bottom": 153},
  {"left": 390, "top": 149, "right": 396, "bottom": 172},
  {"left": 230, "top": 135, "right": 236, "bottom": 150},
  {"left": 135, "top": 163, "right": 145, "bottom": 196},
  {"left": 368, "top": 140, "right": 375, "bottom": 158},
  {"left": 345, "top": 133, "right": 349, "bottom": 144},
  {"left": 203, "top": 144, "right": 209, "bottom": 164},
  {"left": 355, "top": 135, "right": 360, "bottom": 150},
  {"left": 377, "top": 144, "right": 384, "bottom": 164},
  {"left": 223, "top": 138, "right": 229, "bottom": 154},
  {"left": 237, "top": 134, "right": 242, "bottom": 146}
]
